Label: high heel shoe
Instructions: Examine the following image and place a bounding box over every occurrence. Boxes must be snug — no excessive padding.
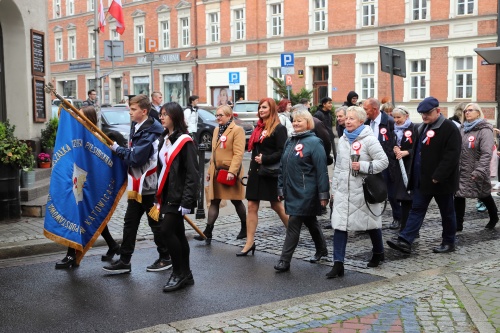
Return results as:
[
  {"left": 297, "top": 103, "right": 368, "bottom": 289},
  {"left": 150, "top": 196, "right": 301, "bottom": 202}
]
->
[
  {"left": 55, "top": 255, "right": 78, "bottom": 269},
  {"left": 236, "top": 243, "right": 256, "bottom": 256}
]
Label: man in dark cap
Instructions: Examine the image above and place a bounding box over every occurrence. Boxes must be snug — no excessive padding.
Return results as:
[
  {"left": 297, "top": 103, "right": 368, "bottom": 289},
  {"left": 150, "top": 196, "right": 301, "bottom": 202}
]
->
[{"left": 387, "top": 97, "right": 461, "bottom": 254}]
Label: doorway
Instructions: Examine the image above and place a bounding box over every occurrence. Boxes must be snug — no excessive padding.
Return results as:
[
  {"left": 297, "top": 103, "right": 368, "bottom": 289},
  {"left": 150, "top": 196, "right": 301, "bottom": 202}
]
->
[{"left": 312, "top": 66, "right": 329, "bottom": 106}]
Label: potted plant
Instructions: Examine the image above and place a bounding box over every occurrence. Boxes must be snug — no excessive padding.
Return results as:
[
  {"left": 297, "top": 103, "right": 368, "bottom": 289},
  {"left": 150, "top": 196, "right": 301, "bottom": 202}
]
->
[
  {"left": 40, "top": 117, "right": 58, "bottom": 156},
  {"left": 20, "top": 153, "right": 36, "bottom": 188},
  {"left": 37, "top": 152, "right": 51, "bottom": 168}
]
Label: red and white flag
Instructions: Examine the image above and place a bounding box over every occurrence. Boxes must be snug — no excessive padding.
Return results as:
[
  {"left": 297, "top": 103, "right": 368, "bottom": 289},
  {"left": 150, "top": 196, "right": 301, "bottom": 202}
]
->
[
  {"left": 108, "top": 0, "right": 125, "bottom": 35},
  {"left": 98, "top": 0, "right": 106, "bottom": 33}
]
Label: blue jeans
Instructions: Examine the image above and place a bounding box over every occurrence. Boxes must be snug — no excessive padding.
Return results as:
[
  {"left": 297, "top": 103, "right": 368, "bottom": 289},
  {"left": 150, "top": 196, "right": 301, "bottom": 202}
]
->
[
  {"left": 399, "top": 188, "right": 456, "bottom": 245},
  {"left": 333, "top": 229, "right": 384, "bottom": 262}
]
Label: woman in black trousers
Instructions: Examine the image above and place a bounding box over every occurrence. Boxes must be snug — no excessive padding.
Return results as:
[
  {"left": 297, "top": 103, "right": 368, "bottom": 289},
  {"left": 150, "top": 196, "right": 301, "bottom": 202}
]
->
[{"left": 152, "top": 102, "right": 198, "bottom": 292}]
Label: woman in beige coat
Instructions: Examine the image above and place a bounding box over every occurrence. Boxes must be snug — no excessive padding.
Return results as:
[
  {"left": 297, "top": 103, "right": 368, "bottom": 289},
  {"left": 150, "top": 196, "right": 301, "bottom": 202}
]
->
[{"left": 194, "top": 105, "right": 247, "bottom": 244}]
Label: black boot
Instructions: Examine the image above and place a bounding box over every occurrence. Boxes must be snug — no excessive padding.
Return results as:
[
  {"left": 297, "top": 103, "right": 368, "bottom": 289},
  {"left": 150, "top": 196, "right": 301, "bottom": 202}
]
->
[
  {"left": 325, "top": 262, "right": 344, "bottom": 278},
  {"left": 485, "top": 216, "right": 499, "bottom": 229},
  {"left": 456, "top": 218, "right": 464, "bottom": 232},
  {"left": 194, "top": 224, "right": 214, "bottom": 244},
  {"left": 236, "top": 221, "right": 247, "bottom": 239},
  {"left": 367, "top": 252, "right": 384, "bottom": 268}
]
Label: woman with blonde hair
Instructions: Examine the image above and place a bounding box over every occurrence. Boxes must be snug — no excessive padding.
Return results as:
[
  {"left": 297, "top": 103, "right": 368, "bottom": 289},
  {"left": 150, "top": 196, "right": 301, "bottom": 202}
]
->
[
  {"left": 238, "top": 98, "right": 288, "bottom": 256},
  {"left": 195, "top": 105, "right": 247, "bottom": 243},
  {"left": 454, "top": 102, "right": 498, "bottom": 231}
]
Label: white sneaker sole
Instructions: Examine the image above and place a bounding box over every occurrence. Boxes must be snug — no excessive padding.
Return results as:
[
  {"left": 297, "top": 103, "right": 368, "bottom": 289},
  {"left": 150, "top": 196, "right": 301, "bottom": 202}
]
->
[
  {"left": 146, "top": 264, "right": 172, "bottom": 272},
  {"left": 102, "top": 267, "right": 131, "bottom": 274}
]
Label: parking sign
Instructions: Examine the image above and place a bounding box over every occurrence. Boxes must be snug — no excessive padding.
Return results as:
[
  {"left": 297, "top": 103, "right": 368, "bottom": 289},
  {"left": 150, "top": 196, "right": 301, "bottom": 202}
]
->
[
  {"left": 229, "top": 72, "right": 240, "bottom": 84},
  {"left": 281, "top": 53, "right": 294, "bottom": 67}
]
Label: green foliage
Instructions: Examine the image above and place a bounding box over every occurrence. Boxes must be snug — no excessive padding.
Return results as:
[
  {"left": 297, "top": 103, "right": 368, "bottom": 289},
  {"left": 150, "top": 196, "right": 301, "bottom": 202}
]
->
[
  {"left": 0, "top": 120, "right": 32, "bottom": 169},
  {"left": 41, "top": 117, "right": 59, "bottom": 149},
  {"left": 269, "top": 76, "right": 314, "bottom": 106}
]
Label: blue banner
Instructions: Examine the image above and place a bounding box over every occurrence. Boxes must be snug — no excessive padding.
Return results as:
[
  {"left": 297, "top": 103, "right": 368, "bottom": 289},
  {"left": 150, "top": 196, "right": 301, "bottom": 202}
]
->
[{"left": 43, "top": 106, "right": 127, "bottom": 264}]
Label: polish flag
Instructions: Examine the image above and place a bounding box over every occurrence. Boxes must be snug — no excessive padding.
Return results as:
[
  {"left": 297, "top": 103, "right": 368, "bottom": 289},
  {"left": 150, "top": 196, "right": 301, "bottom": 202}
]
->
[
  {"left": 108, "top": 0, "right": 125, "bottom": 35},
  {"left": 98, "top": 0, "right": 106, "bottom": 33}
]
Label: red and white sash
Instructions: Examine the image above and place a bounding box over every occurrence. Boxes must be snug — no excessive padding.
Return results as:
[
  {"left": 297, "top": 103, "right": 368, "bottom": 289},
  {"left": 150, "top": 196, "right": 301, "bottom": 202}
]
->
[{"left": 127, "top": 140, "right": 159, "bottom": 203}]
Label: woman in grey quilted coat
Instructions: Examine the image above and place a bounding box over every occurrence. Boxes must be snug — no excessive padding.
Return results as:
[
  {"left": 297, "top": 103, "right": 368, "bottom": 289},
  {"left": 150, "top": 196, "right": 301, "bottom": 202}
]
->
[{"left": 454, "top": 103, "right": 498, "bottom": 231}]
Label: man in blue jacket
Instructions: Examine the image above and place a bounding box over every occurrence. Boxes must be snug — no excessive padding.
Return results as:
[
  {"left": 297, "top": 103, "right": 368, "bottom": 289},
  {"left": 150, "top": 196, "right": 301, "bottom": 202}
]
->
[{"left": 387, "top": 97, "right": 461, "bottom": 254}]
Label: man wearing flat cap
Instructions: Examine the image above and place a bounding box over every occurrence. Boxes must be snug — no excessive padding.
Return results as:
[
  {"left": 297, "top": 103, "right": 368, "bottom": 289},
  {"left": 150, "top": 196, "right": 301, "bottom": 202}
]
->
[{"left": 387, "top": 96, "right": 461, "bottom": 254}]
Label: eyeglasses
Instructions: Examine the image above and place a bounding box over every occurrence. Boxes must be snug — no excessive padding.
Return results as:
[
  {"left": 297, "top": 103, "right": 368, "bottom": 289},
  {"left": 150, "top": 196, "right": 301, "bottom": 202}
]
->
[
  {"left": 215, "top": 114, "right": 225, "bottom": 118},
  {"left": 464, "top": 109, "right": 478, "bottom": 113},
  {"left": 159, "top": 113, "right": 168, "bottom": 118}
]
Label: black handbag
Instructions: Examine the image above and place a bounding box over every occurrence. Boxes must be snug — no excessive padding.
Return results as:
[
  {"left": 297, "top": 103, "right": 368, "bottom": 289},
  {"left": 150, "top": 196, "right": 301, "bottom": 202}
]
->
[
  {"left": 258, "top": 161, "right": 280, "bottom": 177},
  {"left": 362, "top": 162, "right": 388, "bottom": 216}
]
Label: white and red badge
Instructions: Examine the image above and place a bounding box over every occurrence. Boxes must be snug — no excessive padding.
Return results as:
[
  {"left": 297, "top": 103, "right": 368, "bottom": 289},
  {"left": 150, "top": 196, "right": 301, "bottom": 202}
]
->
[
  {"left": 220, "top": 135, "right": 227, "bottom": 149},
  {"left": 380, "top": 128, "right": 388, "bottom": 141},
  {"left": 423, "top": 130, "right": 435, "bottom": 146},
  {"left": 260, "top": 130, "right": 268, "bottom": 143},
  {"left": 352, "top": 142, "right": 361, "bottom": 155},
  {"left": 468, "top": 135, "right": 475, "bottom": 149},
  {"left": 404, "top": 130, "right": 413, "bottom": 144},
  {"left": 295, "top": 143, "right": 304, "bottom": 157}
]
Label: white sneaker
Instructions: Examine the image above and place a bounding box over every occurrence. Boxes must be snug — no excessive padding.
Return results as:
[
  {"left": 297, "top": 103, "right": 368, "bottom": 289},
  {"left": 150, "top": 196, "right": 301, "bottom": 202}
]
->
[{"left": 493, "top": 182, "right": 500, "bottom": 190}]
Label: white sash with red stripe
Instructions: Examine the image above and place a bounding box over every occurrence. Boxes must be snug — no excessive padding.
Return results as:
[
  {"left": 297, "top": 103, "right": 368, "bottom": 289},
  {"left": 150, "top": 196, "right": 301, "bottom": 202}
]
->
[{"left": 127, "top": 140, "right": 158, "bottom": 203}]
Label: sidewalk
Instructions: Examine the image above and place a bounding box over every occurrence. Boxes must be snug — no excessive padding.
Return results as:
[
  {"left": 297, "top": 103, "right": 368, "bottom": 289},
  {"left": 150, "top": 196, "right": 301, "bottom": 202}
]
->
[{"left": 2, "top": 191, "right": 500, "bottom": 332}]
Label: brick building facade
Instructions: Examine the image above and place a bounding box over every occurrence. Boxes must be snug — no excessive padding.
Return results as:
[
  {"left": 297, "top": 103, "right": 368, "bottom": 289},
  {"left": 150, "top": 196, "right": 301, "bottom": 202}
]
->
[{"left": 48, "top": 0, "right": 498, "bottom": 120}]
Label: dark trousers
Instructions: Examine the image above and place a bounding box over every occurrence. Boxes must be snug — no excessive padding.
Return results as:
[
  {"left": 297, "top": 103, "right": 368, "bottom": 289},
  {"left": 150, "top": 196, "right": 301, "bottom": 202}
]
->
[
  {"left": 400, "top": 200, "right": 412, "bottom": 230},
  {"left": 399, "top": 188, "right": 456, "bottom": 245},
  {"left": 333, "top": 228, "right": 384, "bottom": 263},
  {"left": 279, "top": 215, "right": 327, "bottom": 263},
  {"left": 455, "top": 195, "right": 498, "bottom": 224},
  {"left": 383, "top": 169, "right": 401, "bottom": 221},
  {"left": 161, "top": 212, "right": 190, "bottom": 277},
  {"left": 120, "top": 195, "right": 169, "bottom": 263}
]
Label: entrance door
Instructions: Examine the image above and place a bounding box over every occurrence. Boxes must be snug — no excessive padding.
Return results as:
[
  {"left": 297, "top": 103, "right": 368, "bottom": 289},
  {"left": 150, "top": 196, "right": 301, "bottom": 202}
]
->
[
  {"left": 0, "top": 24, "right": 5, "bottom": 121},
  {"left": 312, "top": 66, "right": 329, "bottom": 105}
]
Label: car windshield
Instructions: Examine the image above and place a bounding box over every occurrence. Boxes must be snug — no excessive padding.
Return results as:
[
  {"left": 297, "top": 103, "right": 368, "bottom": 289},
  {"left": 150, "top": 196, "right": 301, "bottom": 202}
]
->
[
  {"left": 198, "top": 109, "right": 216, "bottom": 121},
  {"left": 102, "top": 110, "right": 130, "bottom": 125},
  {"left": 233, "top": 103, "right": 258, "bottom": 112}
]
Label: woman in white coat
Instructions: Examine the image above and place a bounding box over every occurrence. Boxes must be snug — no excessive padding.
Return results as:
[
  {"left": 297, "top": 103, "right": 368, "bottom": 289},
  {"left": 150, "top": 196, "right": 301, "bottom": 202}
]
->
[{"left": 326, "top": 106, "right": 389, "bottom": 278}]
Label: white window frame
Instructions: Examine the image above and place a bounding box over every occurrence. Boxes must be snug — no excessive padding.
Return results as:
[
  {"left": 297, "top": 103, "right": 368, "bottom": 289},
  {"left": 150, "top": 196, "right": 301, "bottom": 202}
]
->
[
  {"left": 455, "top": 56, "right": 473, "bottom": 99},
  {"left": 457, "top": 0, "right": 474, "bottom": 15},
  {"left": 232, "top": 8, "right": 246, "bottom": 41},
  {"left": 55, "top": 37, "right": 63, "bottom": 62},
  {"left": 110, "top": 25, "right": 120, "bottom": 41},
  {"left": 268, "top": 2, "right": 283, "bottom": 37},
  {"left": 88, "top": 30, "right": 95, "bottom": 58},
  {"left": 68, "top": 35, "right": 76, "bottom": 60},
  {"left": 362, "top": 0, "right": 376, "bottom": 27},
  {"left": 135, "top": 25, "right": 145, "bottom": 52},
  {"left": 54, "top": 0, "right": 61, "bottom": 18},
  {"left": 360, "top": 63, "right": 375, "bottom": 99},
  {"left": 88, "top": 0, "right": 94, "bottom": 12},
  {"left": 409, "top": 60, "right": 427, "bottom": 100},
  {"left": 179, "top": 17, "right": 190, "bottom": 47},
  {"left": 67, "top": 0, "right": 75, "bottom": 16},
  {"left": 312, "top": 0, "right": 327, "bottom": 32},
  {"left": 412, "top": 0, "right": 427, "bottom": 21},
  {"left": 160, "top": 20, "right": 170, "bottom": 50},
  {"left": 270, "top": 67, "right": 283, "bottom": 100},
  {"left": 207, "top": 12, "right": 220, "bottom": 44}
]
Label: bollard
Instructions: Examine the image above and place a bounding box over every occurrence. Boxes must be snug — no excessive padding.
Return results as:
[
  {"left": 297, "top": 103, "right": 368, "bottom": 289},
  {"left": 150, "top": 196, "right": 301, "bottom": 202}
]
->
[{"left": 196, "top": 143, "right": 206, "bottom": 219}]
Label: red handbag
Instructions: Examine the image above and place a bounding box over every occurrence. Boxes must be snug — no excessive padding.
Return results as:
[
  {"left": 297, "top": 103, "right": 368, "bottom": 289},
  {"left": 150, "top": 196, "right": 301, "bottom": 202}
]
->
[{"left": 216, "top": 169, "right": 237, "bottom": 186}]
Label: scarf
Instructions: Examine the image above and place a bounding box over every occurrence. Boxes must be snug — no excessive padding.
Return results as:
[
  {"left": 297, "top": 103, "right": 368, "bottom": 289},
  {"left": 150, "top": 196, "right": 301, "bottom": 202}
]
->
[
  {"left": 394, "top": 119, "right": 412, "bottom": 146},
  {"left": 344, "top": 125, "right": 366, "bottom": 144},
  {"left": 217, "top": 118, "right": 233, "bottom": 141},
  {"left": 248, "top": 119, "right": 265, "bottom": 151},
  {"left": 463, "top": 118, "right": 482, "bottom": 133},
  {"left": 291, "top": 130, "right": 311, "bottom": 137}
]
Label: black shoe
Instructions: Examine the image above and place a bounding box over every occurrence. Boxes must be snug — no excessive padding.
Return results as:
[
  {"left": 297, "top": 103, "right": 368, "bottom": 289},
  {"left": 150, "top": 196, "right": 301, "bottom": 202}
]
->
[
  {"left": 236, "top": 222, "right": 247, "bottom": 239},
  {"left": 432, "top": 243, "right": 455, "bottom": 253},
  {"left": 236, "top": 243, "right": 256, "bottom": 256},
  {"left": 456, "top": 221, "right": 464, "bottom": 232},
  {"left": 101, "top": 244, "right": 120, "bottom": 261},
  {"left": 146, "top": 258, "right": 172, "bottom": 272},
  {"left": 55, "top": 255, "right": 78, "bottom": 269},
  {"left": 326, "top": 262, "right": 344, "bottom": 278},
  {"left": 309, "top": 250, "right": 328, "bottom": 263},
  {"left": 185, "top": 272, "right": 195, "bottom": 286},
  {"left": 386, "top": 238, "right": 412, "bottom": 254},
  {"left": 367, "top": 252, "right": 384, "bottom": 268},
  {"left": 485, "top": 218, "right": 498, "bottom": 229},
  {"left": 389, "top": 220, "right": 400, "bottom": 230},
  {"left": 194, "top": 224, "right": 214, "bottom": 244},
  {"left": 274, "top": 260, "right": 290, "bottom": 272},
  {"left": 163, "top": 273, "right": 188, "bottom": 292},
  {"left": 102, "top": 259, "right": 131, "bottom": 274}
]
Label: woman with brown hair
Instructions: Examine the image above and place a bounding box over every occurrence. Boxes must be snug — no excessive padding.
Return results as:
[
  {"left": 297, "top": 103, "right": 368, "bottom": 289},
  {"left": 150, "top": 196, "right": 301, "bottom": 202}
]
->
[
  {"left": 195, "top": 105, "right": 247, "bottom": 243},
  {"left": 238, "top": 98, "right": 288, "bottom": 256}
]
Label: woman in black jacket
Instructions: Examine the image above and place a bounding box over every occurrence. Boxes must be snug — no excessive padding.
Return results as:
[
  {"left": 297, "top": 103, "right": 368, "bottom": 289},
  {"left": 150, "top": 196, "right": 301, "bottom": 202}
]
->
[
  {"left": 239, "top": 98, "right": 288, "bottom": 256},
  {"left": 153, "top": 102, "right": 198, "bottom": 292}
]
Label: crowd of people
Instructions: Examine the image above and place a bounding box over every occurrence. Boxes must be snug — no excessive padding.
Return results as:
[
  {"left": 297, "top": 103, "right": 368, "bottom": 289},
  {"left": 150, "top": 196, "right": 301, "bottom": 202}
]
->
[{"left": 55, "top": 90, "right": 500, "bottom": 292}]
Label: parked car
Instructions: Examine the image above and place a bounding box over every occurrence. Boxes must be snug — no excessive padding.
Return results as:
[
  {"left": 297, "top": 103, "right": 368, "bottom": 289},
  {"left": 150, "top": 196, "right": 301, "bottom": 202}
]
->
[
  {"left": 52, "top": 98, "right": 84, "bottom": 110},
  {"left": 196, "top": 109, "right": 253, "bottom": 150},
  {"left": 232, "top": 100, "right": 259, "bottom": 125},
  {"left": 100, "top": 107, "right": 131, "bottom": 142}
]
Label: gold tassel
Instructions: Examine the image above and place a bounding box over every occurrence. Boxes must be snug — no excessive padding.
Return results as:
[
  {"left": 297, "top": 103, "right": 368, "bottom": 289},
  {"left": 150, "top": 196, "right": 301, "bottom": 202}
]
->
[
  {"left": 127, "top": 191, "right": 143, "bottom": 203},
  {"left": 148, "top": 205, "right": 160, "bottom": 222}
]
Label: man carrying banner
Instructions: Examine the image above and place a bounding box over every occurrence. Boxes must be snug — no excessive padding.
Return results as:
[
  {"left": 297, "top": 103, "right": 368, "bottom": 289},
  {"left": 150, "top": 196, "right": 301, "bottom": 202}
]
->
[{"left": 103, "top": 95, "right": 171, "bottom": 274}]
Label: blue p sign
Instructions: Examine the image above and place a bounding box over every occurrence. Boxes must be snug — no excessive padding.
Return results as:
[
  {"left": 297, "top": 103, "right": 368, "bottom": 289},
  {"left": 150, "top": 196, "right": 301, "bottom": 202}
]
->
[
  {"left": 229, "top": 72, "right": 240, "bottom": 84},
  {"left": 281, "top": 53, "right": 294, "bottom": 67}
]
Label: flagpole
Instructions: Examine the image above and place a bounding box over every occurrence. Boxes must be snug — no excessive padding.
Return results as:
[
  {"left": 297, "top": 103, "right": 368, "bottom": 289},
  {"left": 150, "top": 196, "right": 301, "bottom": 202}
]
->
[{"left": 94, "top": 0, "right": 102, "bottom": 129}]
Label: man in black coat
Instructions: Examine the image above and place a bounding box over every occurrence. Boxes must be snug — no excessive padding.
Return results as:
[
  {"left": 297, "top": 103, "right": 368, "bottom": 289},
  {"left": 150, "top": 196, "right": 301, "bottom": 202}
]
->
[
  {"left": 363, "top": 98, "right": 399, "bottom": 228},
  {"left": 387, "top": 97, "right": 461, "bottom": 255},
  {"left": 313, "top": 97, "right": 336, "bottom": 161}
]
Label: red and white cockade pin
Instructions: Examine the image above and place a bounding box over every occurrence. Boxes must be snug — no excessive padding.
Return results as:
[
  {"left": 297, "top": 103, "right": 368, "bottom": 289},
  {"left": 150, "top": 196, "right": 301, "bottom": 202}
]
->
[
  {"left": 260, "top": 130, "right": 268, "bottom": 143},
  {"left": 352, "top": 142, "right": 361, "bottom": 155},
  {"left": 423, "top": 130, "right": 435, "bottom": 145},
  {"left": 404, "top": 130, "right": 413, "bottom": 144},
  {"left": 380, "top": 128, "right": 388, "bottom": 141},
  {"left": 295, "top": 143, "right": 304, "bottom": 157},
  {"left": 468, "top": 135, "right": 475, "bottom": 149},
  {"left": 220, "top": 135, "right": 227, "bottom": 149}
]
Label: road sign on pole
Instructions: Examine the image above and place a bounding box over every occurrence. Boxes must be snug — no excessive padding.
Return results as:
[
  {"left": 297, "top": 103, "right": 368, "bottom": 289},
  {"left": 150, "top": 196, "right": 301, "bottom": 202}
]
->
[
  {"left": 145, "top": 38, "right": 158, "bottom": 53},
  {"left": 285, "top": 74, "right": 292, "bottom": 86},
  {"left": 228, "top": 72, "right": 240, "bottom": 90},
  {"left": 281, "top": 53, "right": 295, "bottom": 75}
]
